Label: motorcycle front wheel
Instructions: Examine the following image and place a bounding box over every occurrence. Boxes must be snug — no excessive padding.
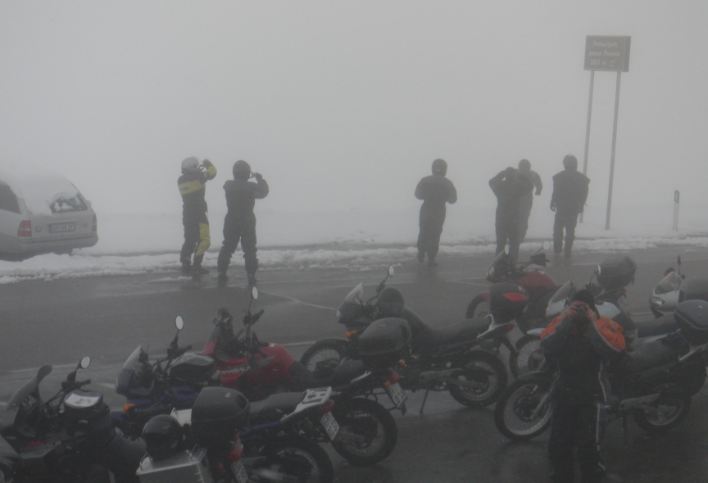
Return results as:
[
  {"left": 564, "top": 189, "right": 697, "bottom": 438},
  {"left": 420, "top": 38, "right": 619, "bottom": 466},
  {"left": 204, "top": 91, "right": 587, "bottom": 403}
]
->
[
  {"left": 633, "top": 392, "right": 691, "bottom": 434},
  {"left": 332, "top": 397, "right": 397, "bottom": 467},
  {"left": 494, "top": 372, "right": 553, "bottom": 441},
  {"left": 251, "top": 436, "right": 334, "bottom": 483},
  {"left": 448, "top": 350, "right": 508, "bottom": 407},
  {"left": 509, "top": 334, "right": 544, "bottom": 378},
  {"left": 300, "top": 339, "right": 349, "bottom": 375}
]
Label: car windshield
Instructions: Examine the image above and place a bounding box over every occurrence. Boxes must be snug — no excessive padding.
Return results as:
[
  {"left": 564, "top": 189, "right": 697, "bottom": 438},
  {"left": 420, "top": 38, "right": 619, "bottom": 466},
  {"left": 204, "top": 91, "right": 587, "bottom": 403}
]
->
[
  {"left": 655, "top": 271, "right": 682, "bottom": 295},
  {"left": 343, "top": 283, "right": 365, "bottom": 303},
  {"left": 13, "top": 175, "right": 88, "bottom": 215}
]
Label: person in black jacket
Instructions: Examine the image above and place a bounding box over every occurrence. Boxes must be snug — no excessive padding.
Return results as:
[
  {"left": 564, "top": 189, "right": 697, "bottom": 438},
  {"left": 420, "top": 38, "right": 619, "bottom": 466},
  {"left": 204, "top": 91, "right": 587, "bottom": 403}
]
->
[
  {"left": 178, "top": 157, "right": 217, "bottom": 276},
  {"left": 551, "top": 155, "right": 590, "bottom": 259},
  {"left": 217, "top": 160, "right": 269, "bottom": 286},
  {"left": 517, "top": 158, "right": 543, "bottom": 243},
  {"left": 489, "top": 167, "right": 533, "bottom": 265},
  {"left": 415, "top": 159, "right": 457, "bottom": 267},
  {"left": 540, "top": 290, "right": 619, "bottom": 483}
]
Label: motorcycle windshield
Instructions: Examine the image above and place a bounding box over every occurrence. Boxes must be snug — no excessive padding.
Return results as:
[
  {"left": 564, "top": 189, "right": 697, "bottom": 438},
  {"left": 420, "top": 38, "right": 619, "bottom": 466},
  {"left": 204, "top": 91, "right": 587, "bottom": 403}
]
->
[
  {"left": 546, "top": 281, "right": 575, "bottom": 318},
  {"left": 2, "top": 364, "right": 52, "bottom": 429},
  {"left": 116, "top": 346, "right": 145, "bottom": 396},
  {"left": 122, "top": 346, "right": 144, "bottom": 370},
  {"left": 654, "top": 271, "right": 681, "bottom": 295},
  {"left": 343, "top": 283, "right": 365, "bottom": 303}
]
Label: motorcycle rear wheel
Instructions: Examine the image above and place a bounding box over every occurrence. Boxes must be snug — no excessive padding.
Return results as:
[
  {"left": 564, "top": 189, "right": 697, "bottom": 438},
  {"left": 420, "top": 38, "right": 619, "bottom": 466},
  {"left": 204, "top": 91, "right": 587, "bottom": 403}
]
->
[
  {"left": 633, "top": 392, "right": 691, "bottom": 434},
  {"left": 494, "top": 372, "right": 553, "bottom": 441},
  {"left": 300, "top": 339, "right": 349, "bottom": 374},
  {"left": 465, "top": 293, "right": 490, "bottom": 319},
  {"left": 448, "top": 351, "right": 508, "bottom": 407},
  {"left": 332, "top": 397, "right": 397, "bottom": 467},
  {"left": 255, "top": 436, "right": 334, "bottom": 483}
]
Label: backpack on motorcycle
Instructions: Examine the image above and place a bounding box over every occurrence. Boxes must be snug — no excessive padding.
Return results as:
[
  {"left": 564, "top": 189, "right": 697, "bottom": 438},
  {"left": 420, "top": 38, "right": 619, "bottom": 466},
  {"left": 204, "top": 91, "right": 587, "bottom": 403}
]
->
[
  {"left": 168, "top": 353, "right": 216, "bottom": 385},
  {"left": 596, "top": 256, "right": 637, "bottom": 292},
  {"left": 63, "top": 391, "right": 113, "bottom": 441},
  {"left": 191, "top": 387, "right": 250, "bottom": 448},
  {"left": 675, "top": 299, "right": 708, "bottom": 345},
  {"left": 679, "top": 278, "right": 708, "bottom": 304},
  {"left": 489, "top": 282, "right": 529, "bottom": 323},
  {"left": 357, "top": 317, "right": 411, "bottom": 366}
]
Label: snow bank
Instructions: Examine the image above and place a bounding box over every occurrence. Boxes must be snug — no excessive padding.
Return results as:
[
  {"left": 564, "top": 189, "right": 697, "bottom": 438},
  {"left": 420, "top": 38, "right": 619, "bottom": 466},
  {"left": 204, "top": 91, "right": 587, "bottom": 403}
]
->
[{"left": 2, "top": 235, "right": 708, "bottom": 285}]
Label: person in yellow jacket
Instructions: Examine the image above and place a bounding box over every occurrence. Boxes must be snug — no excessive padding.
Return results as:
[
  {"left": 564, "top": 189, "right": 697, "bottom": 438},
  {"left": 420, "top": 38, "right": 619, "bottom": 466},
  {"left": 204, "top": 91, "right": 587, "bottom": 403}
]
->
[{"left": 178, "top": 157, "right": 217, "bottom": 276}]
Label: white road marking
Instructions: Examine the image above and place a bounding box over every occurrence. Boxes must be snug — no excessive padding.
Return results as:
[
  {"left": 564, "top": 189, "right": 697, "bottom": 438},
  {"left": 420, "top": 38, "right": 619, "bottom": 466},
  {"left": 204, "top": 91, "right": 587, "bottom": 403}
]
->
[{"left": 266, "top": 292, "right": 336, "bottom": 311}]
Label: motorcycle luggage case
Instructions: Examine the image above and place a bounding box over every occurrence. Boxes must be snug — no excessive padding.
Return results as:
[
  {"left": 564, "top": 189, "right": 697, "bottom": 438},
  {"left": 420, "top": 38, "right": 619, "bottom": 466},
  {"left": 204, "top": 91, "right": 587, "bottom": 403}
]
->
[
  {"left": 137, "top": 449, "right": 214, "bottom": 483},
  {"left": 191, "top": 387, "right": 249, "bottom": 448},
  {"left": 675, "top": 300, "right": 708, "bottom": 345},
  {"left": 679, "top": 277, "right": 708, "bottom": 303},
  {"left": 597, "top": 256, "right": 636, "bottom": 291},
  {"left": 168, "top": 353, "right": 215, "bottom": 385},
  {"left": 357, "top": 317, "right": 411, "bottom": 364}
]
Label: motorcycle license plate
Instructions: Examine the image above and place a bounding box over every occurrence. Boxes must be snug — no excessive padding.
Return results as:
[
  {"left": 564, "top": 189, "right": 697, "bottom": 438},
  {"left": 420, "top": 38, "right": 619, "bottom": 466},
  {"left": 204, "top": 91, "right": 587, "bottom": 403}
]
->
[
  {"left": 232, "top": 460, "right": 249, "bottom": 483},
  {"left": 320, "top": 411, "right": 340, "bottom": 440},
  {"left": 387, "top": 383, "right": 407, "bottom": 407}
]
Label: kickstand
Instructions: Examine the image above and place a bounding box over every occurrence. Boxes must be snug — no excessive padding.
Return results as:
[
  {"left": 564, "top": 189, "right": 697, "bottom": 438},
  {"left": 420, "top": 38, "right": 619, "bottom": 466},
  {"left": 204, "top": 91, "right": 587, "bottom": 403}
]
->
[{"left": 419, "top": 389, "right": 430, "bottom": 415}]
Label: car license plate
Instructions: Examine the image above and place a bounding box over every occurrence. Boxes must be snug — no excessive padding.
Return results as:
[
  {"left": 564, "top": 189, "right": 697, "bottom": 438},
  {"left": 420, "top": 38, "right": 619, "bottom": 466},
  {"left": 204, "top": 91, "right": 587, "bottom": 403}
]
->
[
  {"left": 232, "top": 460, "right": 249, "bottom": 483},
  {"left": 49, "top": 222, "right": 76, "bottom": 234},
  {"left": 387, "top": 383, "right": 407, "bottom": 407},
  {"left": 320, "top": 412, "right": 339, "bottom": 440}
]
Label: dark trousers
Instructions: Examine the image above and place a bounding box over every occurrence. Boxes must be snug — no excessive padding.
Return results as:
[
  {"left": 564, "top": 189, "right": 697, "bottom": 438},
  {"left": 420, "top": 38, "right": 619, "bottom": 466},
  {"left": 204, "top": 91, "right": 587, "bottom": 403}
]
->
[
  {"left": 548, "top": 401, "right": 606, "bottom": 483},
  {"left": 180, "top": 212, "right": 210, "bottom": 267},
  {"left": 217, "top": 215, "right": 258, "bottom": 278},
  {"left": 495, "top": 215, "right": 520, "bottom": 265},
  {"left": 417, "top": 218, "right": 444, "bottom": 262},
  {"left": 553, "top": 211, "right": 579, "bottom": 257}
]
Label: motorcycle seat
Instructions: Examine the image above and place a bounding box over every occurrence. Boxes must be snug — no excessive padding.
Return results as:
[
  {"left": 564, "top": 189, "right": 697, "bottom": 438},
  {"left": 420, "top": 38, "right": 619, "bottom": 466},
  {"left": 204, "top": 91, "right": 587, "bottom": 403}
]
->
[
  {"left": 248, "top": 392, "right": 304, "bottom": 424},
  {"left": 314, "top": 358, "right": 367, "bottom": 387},
  {"left": 636, "top": 314, "right": 678, "bottom": 338},
  {"left": 624, "top": 337, "right": 679, "bottom": 373},
  {"left": 428, "top": 317, "right": 490, "bottom": 349}
]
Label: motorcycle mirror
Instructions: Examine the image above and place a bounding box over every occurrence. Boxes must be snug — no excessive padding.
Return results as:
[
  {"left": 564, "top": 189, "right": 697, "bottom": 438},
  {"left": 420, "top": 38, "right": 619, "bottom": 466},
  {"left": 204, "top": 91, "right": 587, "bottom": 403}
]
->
[
  {"left": 677, "top": 255, "right": 682, "bottom": 267},
  {"left": 79, "top": 356, "right": 91, "bottom": 370},
  {"left": 175, "top": 316, "right": 184, "bottom": 331},
  {"left": 388, "top": 266, "right": 395, "bottom": 277},
  {"left": 251, "top": 286, "right": 259, "bottom": 301}
]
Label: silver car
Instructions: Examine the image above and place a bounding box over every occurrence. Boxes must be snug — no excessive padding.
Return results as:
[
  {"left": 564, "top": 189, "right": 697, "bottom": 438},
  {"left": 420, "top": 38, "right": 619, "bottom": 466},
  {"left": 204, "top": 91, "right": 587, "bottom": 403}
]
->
[{"left": 0, "top": 174, "right": 98, "bottom": 259}]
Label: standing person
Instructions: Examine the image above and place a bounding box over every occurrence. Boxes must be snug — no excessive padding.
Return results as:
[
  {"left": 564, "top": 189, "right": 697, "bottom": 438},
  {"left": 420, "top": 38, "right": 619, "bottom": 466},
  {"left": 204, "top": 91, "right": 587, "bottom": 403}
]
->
[
  {"left": 415, "top": 158, "right": 457, "bottom": 267},
  {"left": 489, "top": 167, "right": 533, "bottom": 265},
  {"left": 551, "top": 154, "right": 590, "bottom": 260},
  {"left": 217, "top": 160, "right": 269, "bottom": 287},
  {"left": 540, "top": 290, "right": 625, "bottom": 483},
  {"left": 517, "top": 158, "right": 543, "bottom": 243},
  {"left": 178, "top": 157, "right": 217, "bottom": 276}
]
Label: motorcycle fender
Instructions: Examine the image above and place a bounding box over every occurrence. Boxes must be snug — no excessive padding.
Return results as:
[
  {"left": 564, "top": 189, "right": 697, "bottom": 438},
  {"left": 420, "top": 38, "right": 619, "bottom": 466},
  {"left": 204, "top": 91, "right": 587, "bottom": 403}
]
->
[{"left": 462, "top": 364, "right": 495, "bottom": 380}]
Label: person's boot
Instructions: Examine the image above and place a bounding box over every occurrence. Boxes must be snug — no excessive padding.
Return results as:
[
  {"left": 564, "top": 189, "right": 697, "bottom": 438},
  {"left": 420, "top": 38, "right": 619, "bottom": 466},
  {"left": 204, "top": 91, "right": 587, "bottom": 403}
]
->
[
  {"left": 247, "top": 272, "right": 257, "bottom": 287},
  {"left": 180, "top": 261, "right": 192, "bottom": 276},
  {"left": 217, "top": 271, "right": 228, "bottom": 287},
  {"left": 191, "top": 255, "right": 208, "bottom": 276},
  {"left": 417, "top": 251, "right": 425, "bottom": 264}
]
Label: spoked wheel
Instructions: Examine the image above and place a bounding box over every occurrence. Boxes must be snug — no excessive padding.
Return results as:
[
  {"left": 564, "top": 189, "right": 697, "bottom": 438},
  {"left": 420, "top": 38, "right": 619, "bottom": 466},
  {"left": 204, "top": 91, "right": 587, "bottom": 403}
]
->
[
  {"left": 332, "top": 398, "right": 398, "bottom": 467},
  {"left": 509, "top": 335, "right": 544, "bottom": 378},
  {"left": 494, "top": 373, "right": 553, "bottom": 441},
  {"left": 634, "top": 392, "right": 691, "bottom": 434},
  {"left": 252, "top": 436, "right": 334, "bottom": 483},
  {"left": 300, "top": 339, "right": 348, "bottom": 375},
  {"left": 448, "top": 351, "right": 508, "bottom": 407},
  {"left": 466, "top": 294, "right": 491, "bottom": 319}
]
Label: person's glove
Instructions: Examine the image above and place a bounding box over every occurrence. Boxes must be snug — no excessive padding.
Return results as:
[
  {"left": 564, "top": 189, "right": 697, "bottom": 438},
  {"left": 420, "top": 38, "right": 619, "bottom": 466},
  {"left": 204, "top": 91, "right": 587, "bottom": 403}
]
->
[
  {"left": 201, "top": 159, "right": 213, "bottom": 167},
  {"left": 253, "top": 172, "right": 263, "bottom": 181}
]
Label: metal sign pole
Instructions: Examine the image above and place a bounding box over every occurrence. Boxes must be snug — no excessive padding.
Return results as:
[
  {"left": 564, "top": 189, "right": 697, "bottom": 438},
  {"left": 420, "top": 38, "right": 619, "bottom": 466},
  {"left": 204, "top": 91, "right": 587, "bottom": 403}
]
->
[
  {"left": 673, "top": 190, "right": 680, "bottom": 232},
  {"left": 580, "top": 70, "right": 595, "bottom": 224},
  {"left": 605, "top": 71, "right": 622, "bottom": 230}
]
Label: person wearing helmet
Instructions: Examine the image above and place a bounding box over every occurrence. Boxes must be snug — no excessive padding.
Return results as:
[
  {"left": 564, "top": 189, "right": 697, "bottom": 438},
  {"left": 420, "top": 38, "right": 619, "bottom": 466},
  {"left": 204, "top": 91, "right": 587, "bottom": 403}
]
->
[
  {"left": 517, "top": 159, "right": 543, "bottom": 243},
  {"left": 551, "top": 154, "right": 590, "bottom": 260},
  {"left": 142, "top": 414, "right": 184, "bottom": 461},
  {"left": 178, "top": 157, "right": 217, "bottom": 276},
  {"left": 216, "top": 160, "right": 269, "bottom": 286},
  {"left": 414, "top": 158, "right": 457, "bottom": 267},
  {"left": 489, "top": 166, "right": 533, "bottom": 265}
]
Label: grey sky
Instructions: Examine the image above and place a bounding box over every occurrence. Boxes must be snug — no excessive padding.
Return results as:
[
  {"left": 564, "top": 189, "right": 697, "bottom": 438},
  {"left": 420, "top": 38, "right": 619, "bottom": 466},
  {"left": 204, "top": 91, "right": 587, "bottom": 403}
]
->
[{"left": 1, "top": 1, "right": 706, "bottom": 222}]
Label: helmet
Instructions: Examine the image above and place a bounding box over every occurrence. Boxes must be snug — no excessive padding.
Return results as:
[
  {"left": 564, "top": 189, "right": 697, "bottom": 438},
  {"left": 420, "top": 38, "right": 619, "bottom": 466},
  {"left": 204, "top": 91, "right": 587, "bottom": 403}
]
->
[
  {"left": 377, "top": 287, "right": 405, "bottom": 317},
  {"left": 431, "top": 158, "right": 447, "bottom": 176},
  {"left": 518, "top": 159, "right": 531, "bottom": 172},
  {"left": 233, "top": 160, "right": 251, "bottom": 180},
  {"left": 181, "top": 156, "right": 201, "bottom": 174},
  {"left": 563, "top": 154, "right": 578, "bottom": 171},
  {"left": 142, "top": 414, "right": 183, "bottom": 461}
]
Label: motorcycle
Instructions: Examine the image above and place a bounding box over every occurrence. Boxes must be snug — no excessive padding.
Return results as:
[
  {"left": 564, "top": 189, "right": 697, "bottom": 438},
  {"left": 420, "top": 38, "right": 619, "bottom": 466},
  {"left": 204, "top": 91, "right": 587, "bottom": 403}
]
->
[
  {"left": 136, "top": 386, "right": 334, "bottom": 483},
  {"left": 299, "top": 267, "right": 509, "bottom": 412},
  {"left": 116, "top": 286, "right": 401, "bottom": 467},
  {"left": 0, "top": 357, "right": 144, "bottom": 483},
  {"left": 494, "top": 298, "right": 708, "bottom": 442},
  {"left": 650, "top": 255, "right": 708, "bottom": 318}
]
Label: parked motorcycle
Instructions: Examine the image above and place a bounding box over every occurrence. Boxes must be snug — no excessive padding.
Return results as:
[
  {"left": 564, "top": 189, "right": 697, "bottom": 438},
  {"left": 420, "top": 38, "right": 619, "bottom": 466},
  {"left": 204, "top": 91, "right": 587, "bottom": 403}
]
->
[
  {"left": 494, "top": 298, "right": 708, "bottom": 442},
  {"left": 300, "top": 267, "right": 508, "bottom": 412},
  {"left": 0, "top": 357, "right": 143, "bottom": 483},
  {"left": 136, "top": 386, "right": 334, "bottom": 483}
]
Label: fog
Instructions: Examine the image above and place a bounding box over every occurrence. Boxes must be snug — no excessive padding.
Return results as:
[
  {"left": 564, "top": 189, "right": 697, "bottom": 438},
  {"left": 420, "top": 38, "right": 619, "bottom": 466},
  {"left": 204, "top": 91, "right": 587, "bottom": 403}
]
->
[{"left": 1, "top": 1, "right": 707, "bottom": 243}]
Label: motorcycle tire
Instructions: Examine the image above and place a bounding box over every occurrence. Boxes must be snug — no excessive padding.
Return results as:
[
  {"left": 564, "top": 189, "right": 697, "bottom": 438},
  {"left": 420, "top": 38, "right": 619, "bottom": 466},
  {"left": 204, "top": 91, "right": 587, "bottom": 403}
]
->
[
  {"left": 300, "top": 339, "right": 349, "bottom": 374},
  {"left": 633, "top": 392, "right": 691, "bottom": 434},
  {"left": 448, "top": 350, "right": 508, "bottom": 408},
  {"left": 465, "top": 293, "right": 490, "bottom": 319},
  {"left": 494, "top": 372, "right": 553, "bottom": 442},
  {"left": 258, "top": 435, "right": 335, "bottom": 483},
  {"left": 332, "top": 397, "right": 397, "bottom": 467},
  {"left": 509, "top": 334, "right": 544, "bottom": 378}
]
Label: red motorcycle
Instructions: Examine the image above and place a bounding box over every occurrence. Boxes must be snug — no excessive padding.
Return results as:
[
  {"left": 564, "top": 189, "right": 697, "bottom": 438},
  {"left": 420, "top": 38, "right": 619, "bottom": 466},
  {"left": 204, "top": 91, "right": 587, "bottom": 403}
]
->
[{"left": 466, "top": 251, "right": 557, "bottom": 376}]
